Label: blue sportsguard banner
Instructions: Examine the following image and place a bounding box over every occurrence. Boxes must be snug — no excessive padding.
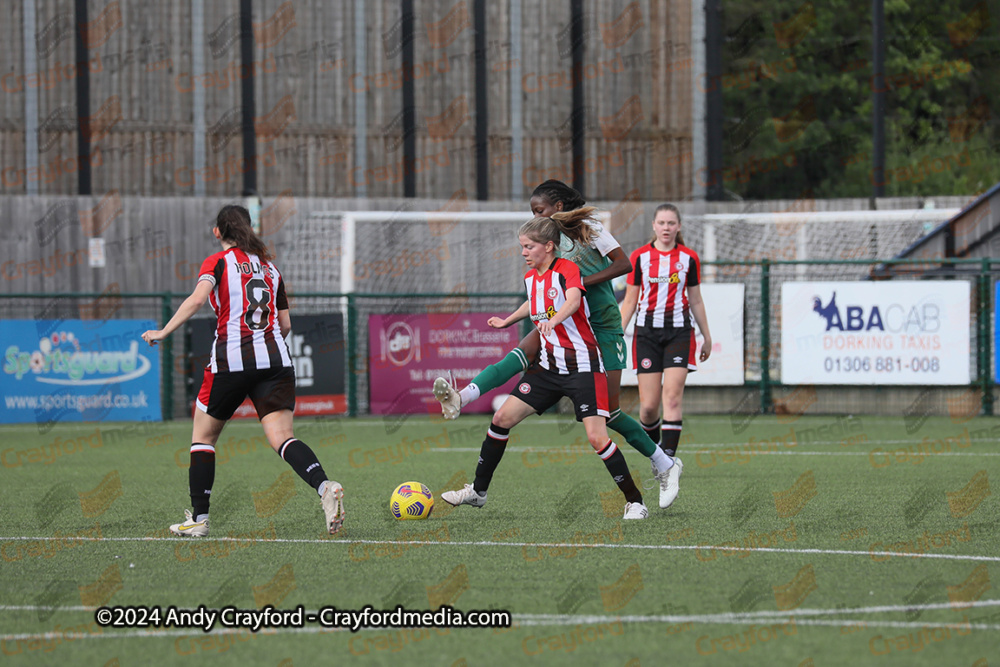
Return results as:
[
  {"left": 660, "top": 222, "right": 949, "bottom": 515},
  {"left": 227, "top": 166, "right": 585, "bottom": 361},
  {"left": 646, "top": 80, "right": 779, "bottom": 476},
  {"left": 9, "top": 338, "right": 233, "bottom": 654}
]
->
[{"left": 1, "top": 320, "right": 161, "bottom": 424}]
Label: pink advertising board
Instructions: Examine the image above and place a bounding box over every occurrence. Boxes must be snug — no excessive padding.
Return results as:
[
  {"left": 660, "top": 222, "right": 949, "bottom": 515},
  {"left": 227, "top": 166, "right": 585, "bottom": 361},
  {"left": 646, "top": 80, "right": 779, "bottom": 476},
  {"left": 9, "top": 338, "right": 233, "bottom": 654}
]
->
[{"left": 368, "top": 313, "right": 521, "bottom": 415}]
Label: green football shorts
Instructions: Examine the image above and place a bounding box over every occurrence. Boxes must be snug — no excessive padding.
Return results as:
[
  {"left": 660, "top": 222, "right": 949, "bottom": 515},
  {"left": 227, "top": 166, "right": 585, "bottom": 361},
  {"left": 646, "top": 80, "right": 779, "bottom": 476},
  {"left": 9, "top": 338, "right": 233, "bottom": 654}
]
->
[{"left": 595, "top": 330, "right": 627, "bottom": 372}]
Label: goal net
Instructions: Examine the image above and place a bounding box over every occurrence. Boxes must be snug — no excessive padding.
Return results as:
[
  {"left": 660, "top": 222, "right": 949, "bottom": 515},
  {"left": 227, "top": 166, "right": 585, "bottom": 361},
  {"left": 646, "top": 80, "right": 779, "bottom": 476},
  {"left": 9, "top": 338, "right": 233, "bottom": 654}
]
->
[
  {"left": 290, "top": 207, "right": 960, "bottom": 295},
  {"left": 287, "top": 206, "right": 961, "bottom": 413}
]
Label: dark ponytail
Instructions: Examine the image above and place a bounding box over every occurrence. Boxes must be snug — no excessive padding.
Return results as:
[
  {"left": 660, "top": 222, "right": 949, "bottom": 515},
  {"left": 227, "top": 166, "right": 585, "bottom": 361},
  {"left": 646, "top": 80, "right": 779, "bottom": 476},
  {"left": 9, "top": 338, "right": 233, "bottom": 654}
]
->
[
  {"left": 215, "top": 205, "right": 273, "bottom": 261},
  {"left": 651, "top": 203, "right": 685, "bottom": 248},
  {"left": 531, "top": 179, "right": 587, "bottom": 212}
]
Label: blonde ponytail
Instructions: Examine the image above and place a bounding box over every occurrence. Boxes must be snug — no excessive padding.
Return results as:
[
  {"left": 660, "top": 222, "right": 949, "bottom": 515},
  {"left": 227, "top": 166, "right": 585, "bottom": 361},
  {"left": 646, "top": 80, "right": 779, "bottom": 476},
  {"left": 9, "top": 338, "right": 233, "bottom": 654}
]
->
[{"left": 551, "top": 205, "right": 599, "bottom": 246}]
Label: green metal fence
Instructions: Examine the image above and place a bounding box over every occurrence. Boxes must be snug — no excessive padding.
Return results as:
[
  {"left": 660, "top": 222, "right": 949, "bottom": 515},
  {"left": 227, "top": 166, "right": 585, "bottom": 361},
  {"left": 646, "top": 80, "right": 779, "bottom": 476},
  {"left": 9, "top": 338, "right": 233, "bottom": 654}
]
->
[
  {"left": 2, "top": 258, "right": 996, "bottom": 419},
  {"left": 703, "top": 257, "right": 997, "bottom": 417}
]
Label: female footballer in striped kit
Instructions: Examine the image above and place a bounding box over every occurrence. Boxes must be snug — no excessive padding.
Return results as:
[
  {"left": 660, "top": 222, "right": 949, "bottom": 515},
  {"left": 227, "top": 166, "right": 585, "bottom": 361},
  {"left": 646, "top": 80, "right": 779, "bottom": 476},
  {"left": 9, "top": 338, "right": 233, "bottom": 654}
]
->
[
  {"left": 434, "top": 180, "right": 681, "bottom": 508},
  {"left": 620, "top": 204, "right": 712, "bottom": 465},
  {"left": 441, "top": 210, "right": 651, "bottom": 519},
  {"left": 141, "top": 205, "right": 345, "bottom": 537}
]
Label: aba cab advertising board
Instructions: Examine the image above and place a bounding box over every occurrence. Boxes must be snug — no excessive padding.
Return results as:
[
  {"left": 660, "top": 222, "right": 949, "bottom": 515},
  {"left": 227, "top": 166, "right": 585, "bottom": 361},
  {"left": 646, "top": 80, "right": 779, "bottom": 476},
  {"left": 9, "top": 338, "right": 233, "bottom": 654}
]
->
[
  {"left": 368, "top": 313, "right": 520, "bottom": 414},
  {"left": 1, "top": 320, "right": 161, "bottom": 424},
  {"left": 189, "top": 314, "right": 347, "bottom": 417},
  {"left": 781, "top": 281, "right": 970, "bottom": 385},
  {"left": 620, "top": 283, "right": 746, "bottom": 386}
]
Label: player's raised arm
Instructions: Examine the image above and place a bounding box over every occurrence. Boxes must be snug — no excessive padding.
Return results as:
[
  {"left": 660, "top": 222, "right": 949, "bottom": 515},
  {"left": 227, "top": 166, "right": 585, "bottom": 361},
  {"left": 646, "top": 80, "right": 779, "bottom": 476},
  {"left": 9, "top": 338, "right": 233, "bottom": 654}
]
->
[
  {"left": 581, "top": 246, "right": 631, "bottom": 287},
  {"left": 141, "top": 280, "right": 213, "bottom": 346},
  {"left": 489, "top": 300, "right": 530, "bottom": 329}
]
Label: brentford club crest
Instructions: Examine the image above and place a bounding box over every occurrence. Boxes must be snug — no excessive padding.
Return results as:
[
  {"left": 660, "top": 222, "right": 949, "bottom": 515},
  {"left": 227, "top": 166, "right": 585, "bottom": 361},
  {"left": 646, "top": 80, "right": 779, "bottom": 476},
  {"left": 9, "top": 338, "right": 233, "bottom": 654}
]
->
[
  {"left": 547, "top": 287, "right": 558, "bottom": 299},
  {"left": 675, "top": 262, "right": 684, "bottom": 271},
  {"left": 641, "top": 358, "right": 652, "bottom": 369},
  {"left": 518, "top": 382, "right": 531, "bottom": 394}
]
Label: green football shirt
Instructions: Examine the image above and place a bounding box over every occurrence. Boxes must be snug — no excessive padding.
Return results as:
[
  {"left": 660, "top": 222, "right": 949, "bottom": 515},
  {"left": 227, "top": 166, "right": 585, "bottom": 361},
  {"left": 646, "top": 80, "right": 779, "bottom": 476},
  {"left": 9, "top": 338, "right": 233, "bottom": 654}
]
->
[{"left": 556, "top": 219, "right": 623, "bottom": 335}]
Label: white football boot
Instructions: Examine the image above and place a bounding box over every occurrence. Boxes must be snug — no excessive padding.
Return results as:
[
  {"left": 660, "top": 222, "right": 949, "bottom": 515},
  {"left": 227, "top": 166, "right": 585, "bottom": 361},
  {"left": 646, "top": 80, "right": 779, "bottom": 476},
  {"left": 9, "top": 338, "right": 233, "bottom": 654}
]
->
[
  {"left": 441, "top": 483, "right": 487, "bottom": 508},
  {"left": 322, "top": 481, "right": 345, "bottom": 535},
  {"left": 623, "top": 502, "right": 649, "bottom": 519},
  {"left": 170, "top": 509, "right": 209, "bottom": 537},
  {"left": 433, "top": 377, "right": 462, "bottom": 420},
  {"left": 658, "top": 457, "right": 683, "bottom": 508}
]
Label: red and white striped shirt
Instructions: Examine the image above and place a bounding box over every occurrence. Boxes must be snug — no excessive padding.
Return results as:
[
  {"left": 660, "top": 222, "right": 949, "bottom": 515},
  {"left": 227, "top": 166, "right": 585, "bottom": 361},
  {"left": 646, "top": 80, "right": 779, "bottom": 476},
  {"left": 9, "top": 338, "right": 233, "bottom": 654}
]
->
[
  {"left": 627, "top": 243, "right": 701, "bottom": 328},
  {"left": 525, "top": 258, "right": 604, "bottom": 374},
  {"left": 198, "top": 248, "right": 292, "bottom": 372}
]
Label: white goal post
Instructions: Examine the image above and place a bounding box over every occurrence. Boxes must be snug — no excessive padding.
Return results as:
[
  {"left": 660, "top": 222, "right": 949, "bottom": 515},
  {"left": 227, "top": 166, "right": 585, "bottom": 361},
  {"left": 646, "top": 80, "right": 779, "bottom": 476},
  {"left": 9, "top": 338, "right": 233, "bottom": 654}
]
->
[
  {"left": 312, "top": 210, "right": 540, "bottom": 295},
  {"left": 697, "top": 208, "right": 960, "bottom": 279},
  {"left": 303, "top": 207, "right": 961, "bottom": 294},
  {"left": 291, "top": 207, "right": 964, "bottom": 410}
]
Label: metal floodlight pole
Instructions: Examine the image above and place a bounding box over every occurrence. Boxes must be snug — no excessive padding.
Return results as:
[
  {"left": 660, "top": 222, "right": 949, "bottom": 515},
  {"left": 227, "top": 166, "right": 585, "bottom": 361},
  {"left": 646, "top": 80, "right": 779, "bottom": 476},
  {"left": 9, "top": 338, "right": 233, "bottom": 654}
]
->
[
  {"left": 872, "top": 0, "right": 886, "bottom": 199},
  {"left": 240, "top": 0, "right": 258, "bottom": 196}
]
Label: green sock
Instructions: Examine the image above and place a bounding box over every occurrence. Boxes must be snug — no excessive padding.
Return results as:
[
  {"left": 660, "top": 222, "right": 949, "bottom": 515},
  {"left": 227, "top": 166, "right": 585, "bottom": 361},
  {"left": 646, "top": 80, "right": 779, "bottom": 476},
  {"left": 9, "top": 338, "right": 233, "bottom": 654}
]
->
[
  {"left": 607, "top": 409, "right": 657, "bottom": 457},
  {"left": 471, "top": 348, "right": 530, "bottom": 394}
]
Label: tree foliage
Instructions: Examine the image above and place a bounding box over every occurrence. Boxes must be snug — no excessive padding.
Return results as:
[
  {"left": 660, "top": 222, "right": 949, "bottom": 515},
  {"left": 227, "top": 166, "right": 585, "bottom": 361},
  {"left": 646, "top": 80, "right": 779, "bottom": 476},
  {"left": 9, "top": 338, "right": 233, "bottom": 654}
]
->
[{"left": 721, "top": 0, "right": 1000, "bottom": 199}]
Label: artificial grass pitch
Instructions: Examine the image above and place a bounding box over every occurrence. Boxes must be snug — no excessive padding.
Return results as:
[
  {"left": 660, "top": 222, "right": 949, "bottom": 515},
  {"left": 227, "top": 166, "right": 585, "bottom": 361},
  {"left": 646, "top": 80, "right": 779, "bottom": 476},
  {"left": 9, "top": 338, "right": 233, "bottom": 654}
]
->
[{"left": 1, "top": 414, "right": 998, "bottom": 665}]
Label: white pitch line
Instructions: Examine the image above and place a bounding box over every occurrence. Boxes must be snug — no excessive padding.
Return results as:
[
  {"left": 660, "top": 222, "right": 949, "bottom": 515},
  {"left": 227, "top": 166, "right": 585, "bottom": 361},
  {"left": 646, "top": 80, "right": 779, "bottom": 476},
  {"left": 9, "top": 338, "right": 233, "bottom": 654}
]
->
[
  {"left": 760, "top": 618, "right": 999, "bottom": 630},
  {"left": 7, "top": 422, "right": 993, "bottom": 449},
  {"left": 430, "top": 447, "right": 1000, "bottom": 456},
  {"left": 335, "top": 417, "right": 975, "bottom": 427},
  {"left": 324, "top": 418, "right": 998, "bottom": 436},
  {"left": 2, "top": 535, "right": 999, "bottom": 563},
  {"left": 0, "top": 605, "right": 98, "bottom": 612},
  {"left": 5, "top": 599, "right": 1000, "bottom": 619},
  {"left": 516, "top": 616, "right": 1000, "bottom": 631},
  {"left": 678, "top": 439, "right": 999, "bottom": 447},
  {"left": 0, "top": 626, "right": 339, "bottom": 642},
  {"left": 2, "top": 609, "right": 1000, "bottom": 643},
  {"left": 641, "top": 443, "right": 940, "bottom": 449},
  {"left": 537, "top": 599, "right": 1000, "bottom": 623},
  {"left": 0, "top": 416, "right": 981, "bottom": 431}
]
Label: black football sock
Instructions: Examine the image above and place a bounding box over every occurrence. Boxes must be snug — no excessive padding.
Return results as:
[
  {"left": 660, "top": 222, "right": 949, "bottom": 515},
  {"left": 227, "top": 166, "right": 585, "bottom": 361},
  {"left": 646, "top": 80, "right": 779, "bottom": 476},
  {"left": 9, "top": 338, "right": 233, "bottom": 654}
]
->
[
  {"left": 189, "top": 444, "right": 216, "bottom": 518},
  {"left": 641, "top": 418, "right": 661, "bottom": 445},
  {"left": 279, "top": 438, "right": 328, "bottom": 492},
  {"left": 597, "top": 440, "right": 642, "bottom": 504},
  {"left": 473, "top": 423, "right": 510, "bottom": 494},
  {"left": 661, "top": 420, "right": 682, "bottom": 456}
]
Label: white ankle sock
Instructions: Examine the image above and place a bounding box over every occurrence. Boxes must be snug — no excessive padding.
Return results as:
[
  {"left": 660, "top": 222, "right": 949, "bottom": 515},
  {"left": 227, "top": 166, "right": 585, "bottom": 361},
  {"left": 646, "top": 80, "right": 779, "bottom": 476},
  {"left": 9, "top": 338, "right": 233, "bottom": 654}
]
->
[
  {"left": 651, "top": 448, "right": 673, "bottom": 474},
  {"left": 459, "top": 383, "right": 481, "bottom": 406}
]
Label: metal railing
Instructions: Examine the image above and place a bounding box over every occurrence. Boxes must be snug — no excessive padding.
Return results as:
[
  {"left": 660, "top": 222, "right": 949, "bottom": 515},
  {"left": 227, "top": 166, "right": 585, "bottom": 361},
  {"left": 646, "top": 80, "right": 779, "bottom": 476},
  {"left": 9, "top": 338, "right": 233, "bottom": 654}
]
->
[
  {"left": 704, "top": 257, "right": 997, "bottom": 416},
  {"left": 2, "top": 257, "right": 996, "bottom": 419}
]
